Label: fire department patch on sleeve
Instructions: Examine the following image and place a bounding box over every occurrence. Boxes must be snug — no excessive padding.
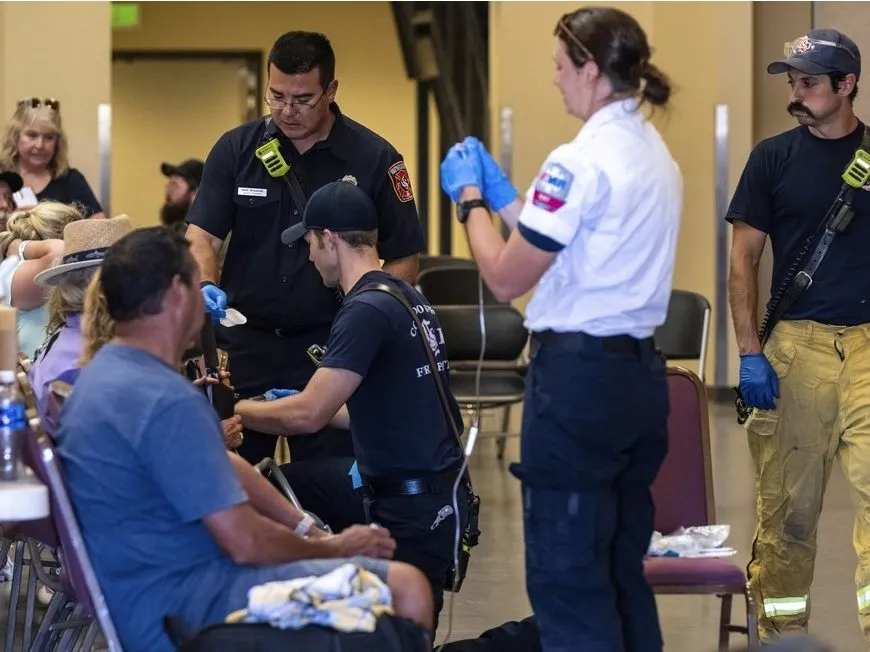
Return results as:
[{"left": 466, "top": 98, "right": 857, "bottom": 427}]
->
[
  {"left": 532, "top": 162, "right": 574, "bottom": 212},
  {"left": 388, "top": 160, "right": 414, "bottom": 203}
]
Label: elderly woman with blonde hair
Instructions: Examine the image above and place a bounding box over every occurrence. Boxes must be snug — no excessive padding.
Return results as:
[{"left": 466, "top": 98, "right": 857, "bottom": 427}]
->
[
  {"left": 0, "top": 97, "right": 103, "bottom": 218},
  {"left": 0, "top": 201, "right": 83, "bottom": 357}
]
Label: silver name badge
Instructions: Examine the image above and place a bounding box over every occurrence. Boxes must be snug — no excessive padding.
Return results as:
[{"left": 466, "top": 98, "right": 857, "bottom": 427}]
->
[{"left": 238, "top": 187, "right": 267, "bottom": 197}]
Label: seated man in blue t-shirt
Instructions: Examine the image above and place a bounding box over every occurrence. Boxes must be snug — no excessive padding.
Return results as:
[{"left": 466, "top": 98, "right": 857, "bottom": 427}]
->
[
  {"left": 234, "top": 181, "right": 471, "bottom": 625},
  {"left": 56, "top": 227, "right": 433, "bottom": 652}
]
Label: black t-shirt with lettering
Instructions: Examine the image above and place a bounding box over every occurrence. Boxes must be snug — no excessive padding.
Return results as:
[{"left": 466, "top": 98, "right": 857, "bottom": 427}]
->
[
  {"left": 726, "top": 122, "right": 870, "bottom": 325},
  {"left": 320, "top": 271, "right": 463, "bottom": 479}
]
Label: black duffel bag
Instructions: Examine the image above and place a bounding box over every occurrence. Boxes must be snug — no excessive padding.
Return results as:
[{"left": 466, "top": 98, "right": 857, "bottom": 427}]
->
[{"left": 165, "top": 613, "right": 432, "bottom": 652}]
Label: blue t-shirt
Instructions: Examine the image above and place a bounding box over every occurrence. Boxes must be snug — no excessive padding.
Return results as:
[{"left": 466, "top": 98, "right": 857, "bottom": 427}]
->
[
  {"left": 725, "top": 122, "right": 870, "bottom": 325},
  {"left": 321, "top": 271, "right": 463, "bottom": 478},
  {"left": 56, "top": 344, "right": 248, "bottom": 652}
]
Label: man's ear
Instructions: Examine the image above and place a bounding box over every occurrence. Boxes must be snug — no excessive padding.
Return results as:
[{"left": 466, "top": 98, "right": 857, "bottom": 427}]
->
[{"left": 838, "top": 73, "right": 858, "bottom": 97}]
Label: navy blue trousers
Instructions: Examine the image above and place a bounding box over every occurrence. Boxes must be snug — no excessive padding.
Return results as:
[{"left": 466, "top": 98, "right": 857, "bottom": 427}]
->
[{"left": 511, "top": 332, "right": 669, "bottom": 652}]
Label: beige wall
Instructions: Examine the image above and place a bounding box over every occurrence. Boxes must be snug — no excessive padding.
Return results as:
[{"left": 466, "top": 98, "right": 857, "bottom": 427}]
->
[
  {"left": 814, "top": 3, "right": 870, "bottom": 120},
  {"left": 0, "top": 1, "right": 111, "bottom": 204},
  {"left": 490, "top": 2, "right": 753, "bottom": 384},
  {"left": 112, "top": 59, "right": 250, "bottom": 227},
  {"left": 112, "top": 1, "right": 446, "bottom": 248}
]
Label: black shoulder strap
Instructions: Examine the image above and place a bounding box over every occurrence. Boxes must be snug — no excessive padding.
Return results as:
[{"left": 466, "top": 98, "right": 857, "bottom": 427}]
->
[
  {"left": 357, "top": 281, "right": 465, "bottom": 453},
  {"left": 758, "top": 124, "right": 870, "bottom": 347},
  {"left": 261, "top": 118, "right": 309, "bottom": 213}
]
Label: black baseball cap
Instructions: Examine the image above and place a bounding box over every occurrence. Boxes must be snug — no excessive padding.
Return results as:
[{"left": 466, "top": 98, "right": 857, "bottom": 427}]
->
[
  {"left": 0, "top": 171, "right": 23, "bottom": 193},
  {"left": 768, "top": 29, "right": 861, "bottom": 78},
  {"left": 160, "top": 159, "right": 204, "bottom": 188},
  {"left": 281, "top": 181, "right": 378, "bottom": 245}
]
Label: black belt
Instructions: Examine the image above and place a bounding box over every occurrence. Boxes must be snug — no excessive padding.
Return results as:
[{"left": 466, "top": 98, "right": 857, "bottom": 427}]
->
[
  {"left": 363, "top": 469, "right": 463, "bottom": 498},
  {"left": 530, "top": 330, "right": 656, "bottom": 357}
]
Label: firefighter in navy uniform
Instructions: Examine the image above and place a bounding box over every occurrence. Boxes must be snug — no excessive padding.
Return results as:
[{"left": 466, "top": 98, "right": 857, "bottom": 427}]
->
[
  {"left": 186, "top": 31, "right": 425, "bottom": 464},
  {"left": 234, "top": 181, "right": 476, "bottom": 626}
]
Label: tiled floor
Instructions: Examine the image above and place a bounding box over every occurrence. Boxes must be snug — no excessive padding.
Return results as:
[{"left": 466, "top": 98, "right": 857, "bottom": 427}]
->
[{"left": 1, "top": 400, "right": 864, "bottom": 651}]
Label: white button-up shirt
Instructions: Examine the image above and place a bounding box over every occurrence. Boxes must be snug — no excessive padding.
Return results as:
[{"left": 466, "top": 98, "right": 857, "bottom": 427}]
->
[{"left": 518, "top": 98, "right": 683, "bottom": 339}]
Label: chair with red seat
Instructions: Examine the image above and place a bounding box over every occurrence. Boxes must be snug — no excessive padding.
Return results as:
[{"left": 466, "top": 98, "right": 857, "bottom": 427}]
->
[{"left": 643, "top": 366, "right": 758, "bottom": 652}]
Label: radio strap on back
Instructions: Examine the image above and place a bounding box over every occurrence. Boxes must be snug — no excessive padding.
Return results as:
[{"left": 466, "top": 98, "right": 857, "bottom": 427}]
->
[
  {"left": 734, "top": 125, "right": 870, "bottom": 424},
  {"left": 358, "top": 280, "right": 481, "bottom": 593}
]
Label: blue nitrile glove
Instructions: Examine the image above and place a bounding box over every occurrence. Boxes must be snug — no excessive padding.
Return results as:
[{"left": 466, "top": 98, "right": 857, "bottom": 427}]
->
[
  {"left": 263, "top": 389, "right": 299, "bottom": 401},
  {"left": 738, "top": 353, "right": 779, "bottom": 411},
  {"left": 348, "top": 460, "right": 362, "bottom": 490},
  {"left": 200, "top": 282, "right": 227, "bottom": 322},
  {"left": 440, "top": 143, "right": 483, "bottom": 203},
  {"left": 463, "top": 136, "right": 518, "bottom": 211}
]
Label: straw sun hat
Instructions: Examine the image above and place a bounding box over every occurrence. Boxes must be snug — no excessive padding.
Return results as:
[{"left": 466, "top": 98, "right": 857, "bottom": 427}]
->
[{"left": 34, "top": 215, "right": 133, "bottom": 287}]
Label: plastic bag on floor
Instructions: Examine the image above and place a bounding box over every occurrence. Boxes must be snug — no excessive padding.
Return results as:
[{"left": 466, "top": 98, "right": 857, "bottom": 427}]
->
[{"left": 647, "top": 525, "right": 737, "bottom": 558}]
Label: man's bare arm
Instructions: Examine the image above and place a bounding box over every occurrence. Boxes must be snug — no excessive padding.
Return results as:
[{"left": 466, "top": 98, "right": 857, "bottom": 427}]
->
[
  {"left": 186, "top": 223, "right": 223, "bottom": 285},
  {"left": 383, "top": 253, "right": 420, "bottom": 284},
  {"left": 728, "top": 222, "right": 768, "bottom": 355}
]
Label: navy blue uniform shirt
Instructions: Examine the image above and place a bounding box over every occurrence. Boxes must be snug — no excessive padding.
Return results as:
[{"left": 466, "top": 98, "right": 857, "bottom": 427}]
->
[
  {"left": 320, "top": 271, "right": 464, "bottom": 478},
  {"left": 186, "top": 105, "right": 426, "bottom": 334},
  {"left": 726, "top": 121, "right": 870, "bottom": 325}
]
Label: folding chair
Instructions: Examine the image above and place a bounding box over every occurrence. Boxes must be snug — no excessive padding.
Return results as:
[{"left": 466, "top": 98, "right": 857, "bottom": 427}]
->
[
  {"left": 417, "top": 254, "right": 477, "bottom": 277},
  {"left": 416, "top": 266, "right": 502, "bottom": 306},
  {"left": 437, "top": 304, "right": 529, "bottom": 459},
  {"left": 654, "top": 290, "right": 712, "bottom": 382},
  {"left": 643, "top": 366, "right": 757, "bottom": 652},
  {"left": 26, "top": 424, "right": 124, "bottom": 651}
]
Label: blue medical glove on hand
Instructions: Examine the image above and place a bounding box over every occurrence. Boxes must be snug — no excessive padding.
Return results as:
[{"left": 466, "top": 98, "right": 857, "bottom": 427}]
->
[
  {"left": 463, "top": 136, "right": 518, "bottom": 211},
  {"left": 440, "top": 143, "right": 482, "bottom": 203},
  {"left": 739, "top": 353, "right": 779, "bottom": 411},
  {"left": 263, "top": 389, "right": 299, "bottom": 401},
  {"left": 200, "top": 282, "right": 227, "bottom": 322}
]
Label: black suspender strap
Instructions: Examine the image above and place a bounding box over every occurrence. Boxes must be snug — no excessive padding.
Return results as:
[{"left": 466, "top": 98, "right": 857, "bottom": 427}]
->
[{"left": 357, "top": 281, "right": 466, "bottom": 455}]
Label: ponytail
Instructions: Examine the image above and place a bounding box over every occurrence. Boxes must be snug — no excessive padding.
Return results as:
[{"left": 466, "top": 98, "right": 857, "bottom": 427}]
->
[
  {"left": 80, "top": 268, "right": 115, "bottom": 367},
  {"left": 641, "top": 63, "right": 672, "bottom": 107}
]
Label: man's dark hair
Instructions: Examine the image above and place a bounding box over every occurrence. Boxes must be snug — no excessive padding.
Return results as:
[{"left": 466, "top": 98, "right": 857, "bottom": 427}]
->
[
  {"left": 268, "top": 31, "right": 336, "bottom": 88},
  {"left": 101, "top": 227, "right": 196, "bottom": 322},
  {"left": 313, "top": 229, "right": 378, "bottom": 250},
  {"left": 829, "top": 71, "right": 859, "bottom": 102}
]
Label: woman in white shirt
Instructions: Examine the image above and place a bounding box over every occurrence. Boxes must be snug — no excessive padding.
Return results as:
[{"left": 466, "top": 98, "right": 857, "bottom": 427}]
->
[{"left": 440, "top": 7, "right": 683, "bottom": 652}]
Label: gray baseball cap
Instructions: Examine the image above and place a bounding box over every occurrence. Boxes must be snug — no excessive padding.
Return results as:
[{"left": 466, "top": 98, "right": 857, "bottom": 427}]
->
[{"left": 768, "top": 29, "right": 861, "bottom": 78}]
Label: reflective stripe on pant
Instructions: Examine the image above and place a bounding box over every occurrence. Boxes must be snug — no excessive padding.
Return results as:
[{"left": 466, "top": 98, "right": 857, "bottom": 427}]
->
[
  {"left": 512, "top": 336, "right": 668, "bottom": 652},
  {"left": 746, "top": 320, "right": 870, "bottom": 643}
]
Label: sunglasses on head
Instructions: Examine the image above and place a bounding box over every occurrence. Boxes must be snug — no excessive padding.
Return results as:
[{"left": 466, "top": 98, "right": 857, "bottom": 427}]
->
[{"left": 18, "top": 97, "right": 60, "bottom": 111}]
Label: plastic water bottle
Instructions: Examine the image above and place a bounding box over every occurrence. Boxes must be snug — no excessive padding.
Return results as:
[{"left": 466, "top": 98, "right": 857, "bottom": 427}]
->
[{"left": 0, "top": 370, "right": 26, "bottom": 481}]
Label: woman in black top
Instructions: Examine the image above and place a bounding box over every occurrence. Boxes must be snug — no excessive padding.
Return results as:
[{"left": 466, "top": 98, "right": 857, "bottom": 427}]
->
[{"left": 0, "top": 97, "right": 104, "bottom": 218}]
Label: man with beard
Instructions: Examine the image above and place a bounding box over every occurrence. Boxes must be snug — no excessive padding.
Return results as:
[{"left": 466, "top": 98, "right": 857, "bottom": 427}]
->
[
  {"left": 726, "top": 29, "right": 870, "bottom": 644},
  {"left": 160, "top": 159, "right": 203, "bottom": 234}
]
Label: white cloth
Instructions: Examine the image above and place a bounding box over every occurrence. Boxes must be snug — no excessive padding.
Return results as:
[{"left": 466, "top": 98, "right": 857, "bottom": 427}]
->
[
  {"left": 518, "top": 98, "right": 683, "bottom": 339},
  {"left": 235, "top": 562, "right": 393, "bottom": 633}
]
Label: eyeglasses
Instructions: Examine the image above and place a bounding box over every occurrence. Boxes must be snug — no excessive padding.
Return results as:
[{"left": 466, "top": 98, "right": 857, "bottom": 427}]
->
[
  {"left": 18, "top": 97, "right": 60, "bottom": 111},
  {"left": 264, "top": 90, "right": 326, "bottom": 112},
  {"left": 558, "top": 18, "right": 595, "bottom": 64},
  {"left": 784, "top": 35, "right": 859, "bottom": 61}
]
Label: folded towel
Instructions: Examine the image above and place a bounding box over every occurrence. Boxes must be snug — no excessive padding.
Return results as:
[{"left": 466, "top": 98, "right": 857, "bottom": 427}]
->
[{"left": 228, "top": 563, "right": 393, "bottom": 634}]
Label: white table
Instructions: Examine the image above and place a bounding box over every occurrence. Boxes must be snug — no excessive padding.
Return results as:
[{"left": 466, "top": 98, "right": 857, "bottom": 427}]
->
[{"left": 0, "top": 469, "right": 49, "bottom": 521}]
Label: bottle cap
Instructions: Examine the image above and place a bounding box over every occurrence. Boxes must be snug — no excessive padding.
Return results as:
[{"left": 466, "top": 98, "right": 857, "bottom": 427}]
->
[{"left": 0, "top": 370, "right": 15, "bottom": 384}]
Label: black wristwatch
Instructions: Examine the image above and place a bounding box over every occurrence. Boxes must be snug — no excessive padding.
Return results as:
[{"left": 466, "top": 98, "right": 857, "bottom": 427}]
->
[{"left": 456, "top": 199, "right": 489, "bottom": 224}]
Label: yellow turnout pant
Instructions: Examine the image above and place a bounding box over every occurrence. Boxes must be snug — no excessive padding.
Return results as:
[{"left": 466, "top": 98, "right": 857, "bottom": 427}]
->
[{"left": 746, "top": 320, "right": 870, "bottom": 642}]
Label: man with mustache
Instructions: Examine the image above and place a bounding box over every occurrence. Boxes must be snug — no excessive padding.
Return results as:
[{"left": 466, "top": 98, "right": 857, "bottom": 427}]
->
[{"left": 726, "top": 29, "right": 870, "bottom": 644}]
